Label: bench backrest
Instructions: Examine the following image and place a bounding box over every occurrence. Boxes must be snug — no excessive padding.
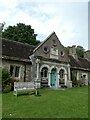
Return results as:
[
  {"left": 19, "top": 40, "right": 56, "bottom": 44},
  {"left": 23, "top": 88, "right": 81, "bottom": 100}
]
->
[{"left": 14, "top": 81, "right": 36, "bottom": 90}]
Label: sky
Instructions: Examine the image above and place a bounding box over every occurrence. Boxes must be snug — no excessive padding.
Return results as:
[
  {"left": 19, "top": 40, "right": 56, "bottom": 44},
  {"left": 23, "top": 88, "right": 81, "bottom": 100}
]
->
[{"left": 0, "top": 0, "right": 89, "bottom": 50}]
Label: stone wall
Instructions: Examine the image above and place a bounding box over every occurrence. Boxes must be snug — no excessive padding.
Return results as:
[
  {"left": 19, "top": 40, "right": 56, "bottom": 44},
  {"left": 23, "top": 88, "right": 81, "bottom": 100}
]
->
[
  {"left": 88, "top": 71, "right": 90, "bottom": 82},
  {"left": 25, "top": 64, "right": 32, "bottom": 82},
  {"left": 2, "top": 59, "right": 32, "bottom": 82},
  {"left": 34, "top": 32, "right": 69, "bottom": 63},
  {"left": 71, "top": 69, "right": 89, "bottom": 85}
]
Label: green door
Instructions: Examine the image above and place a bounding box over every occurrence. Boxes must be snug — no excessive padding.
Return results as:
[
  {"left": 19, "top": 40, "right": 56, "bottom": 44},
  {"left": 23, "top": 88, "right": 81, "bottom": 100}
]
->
[{"left": 50, "top": 68, "right": 56, "bottom": 89}]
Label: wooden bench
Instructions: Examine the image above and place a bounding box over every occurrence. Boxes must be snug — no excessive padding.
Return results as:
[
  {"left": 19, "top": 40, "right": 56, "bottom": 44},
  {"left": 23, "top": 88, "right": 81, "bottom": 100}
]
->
[{"left": 13, "top": 81, "right": 38, "bottom": 96}]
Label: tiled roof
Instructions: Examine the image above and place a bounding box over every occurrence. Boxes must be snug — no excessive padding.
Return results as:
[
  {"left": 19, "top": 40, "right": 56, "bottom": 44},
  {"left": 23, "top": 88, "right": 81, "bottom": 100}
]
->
[
  {"left": 2, "top": 38, "right": 36, "bottom": 60},
  {"left": 2, "top": 38, "right": 90, "bottom": 70},
  {"left": 69, "top": 55, "right": 90, "bottom": 70},
  {"left": 85, "top": 50, "right": 90, "bottom": 52}
]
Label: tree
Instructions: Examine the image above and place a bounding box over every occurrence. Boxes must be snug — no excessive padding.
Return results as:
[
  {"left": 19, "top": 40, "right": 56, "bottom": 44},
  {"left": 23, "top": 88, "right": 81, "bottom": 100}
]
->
[
  {"left": 2, "top": 68, "right": 13, "bottom": 92},
  {"left": 76, "top": 45, "right": 85, "bottom": 58},
  {"left": 0, "top": 22, "right": 5, "bottom": 37},
  {"left": 2, "top": 67, "right": 10, "bottom": 85},
  {"left": 2, "top": 23, "right": 40, "bottom": 45}
]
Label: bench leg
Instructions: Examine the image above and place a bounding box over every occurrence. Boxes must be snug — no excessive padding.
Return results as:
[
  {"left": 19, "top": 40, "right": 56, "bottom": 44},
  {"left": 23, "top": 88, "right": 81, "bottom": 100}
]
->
[
  {"left": 13, "top": 90, "right": 17, "bottom": 96},
  {"left": 35, "top": 89, "right": 40, "bottom": 96},
  {"left": 35, "top": 89, "right": 38, "bottom": 96}
]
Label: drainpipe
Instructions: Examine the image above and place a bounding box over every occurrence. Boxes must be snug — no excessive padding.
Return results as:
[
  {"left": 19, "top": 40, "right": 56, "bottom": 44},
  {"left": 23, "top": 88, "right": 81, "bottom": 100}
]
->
[
  {"left": 24, "top": 63, "right": 26, "bottom": 82},
  {"left": 29, "top": 54, "right": 35, "bottom": 81}
]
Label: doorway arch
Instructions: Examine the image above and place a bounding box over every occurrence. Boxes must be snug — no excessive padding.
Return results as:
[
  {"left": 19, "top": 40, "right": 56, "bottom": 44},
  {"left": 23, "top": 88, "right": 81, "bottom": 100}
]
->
[{"left": 50, "top": 68, "right": 56, "bottom": 88}]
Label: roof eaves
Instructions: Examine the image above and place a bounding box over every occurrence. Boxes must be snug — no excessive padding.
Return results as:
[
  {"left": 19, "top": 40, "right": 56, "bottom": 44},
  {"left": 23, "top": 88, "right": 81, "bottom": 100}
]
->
[
  {"left": 70, "top": 65, "right": 90, "bottom": 71},
  {"left": 33, "top": 31, "right": 55, "bottom": 52},
  {"left": 2, "top": 55, "right": 31, "bottom": 63}
]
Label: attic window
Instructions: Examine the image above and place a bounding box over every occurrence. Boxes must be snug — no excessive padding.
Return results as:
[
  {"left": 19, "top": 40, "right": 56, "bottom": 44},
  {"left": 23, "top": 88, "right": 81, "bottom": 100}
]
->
[
  {"left": 50, "top": 48, "right": 58, "bottom": 55},
  {"left": 52, "top": 39, "right": 57, "bottom": 46},
  {"left": 43, "top": 46, "right": 49, "bottom": 53}
]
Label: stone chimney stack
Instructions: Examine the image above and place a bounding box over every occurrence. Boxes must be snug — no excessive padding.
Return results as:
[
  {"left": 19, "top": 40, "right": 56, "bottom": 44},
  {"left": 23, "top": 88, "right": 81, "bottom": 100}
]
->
[
  {"left": 69, "top": 45, "right": 78, "bottom": 59},
  {"left": 84, "top": 50, "right": 90, "bottom": 61}
]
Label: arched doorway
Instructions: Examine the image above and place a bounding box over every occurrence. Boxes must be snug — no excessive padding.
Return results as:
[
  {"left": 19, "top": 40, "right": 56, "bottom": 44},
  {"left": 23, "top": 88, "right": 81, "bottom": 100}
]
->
[
  {"left": 59, "top": 69, "right": 65, "bottom": 86},
  {"left": 50, "top": 68, "right": 56, "bottom": 88}
]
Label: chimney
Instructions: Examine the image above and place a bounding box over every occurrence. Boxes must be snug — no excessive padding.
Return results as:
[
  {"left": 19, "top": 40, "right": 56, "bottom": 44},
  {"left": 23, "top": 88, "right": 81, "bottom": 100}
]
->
[
  {"left": 84, "top": 50, "right": 90, "bottom": 61},
  {"left": 69, "top": 45, "right": 78, "bottom": 59}
]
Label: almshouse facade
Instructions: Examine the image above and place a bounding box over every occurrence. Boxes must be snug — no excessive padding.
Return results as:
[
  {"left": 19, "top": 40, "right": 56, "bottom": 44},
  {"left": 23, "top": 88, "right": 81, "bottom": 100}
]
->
[{"left": 2, "top": 32, "right": 90, "bottom": 88}]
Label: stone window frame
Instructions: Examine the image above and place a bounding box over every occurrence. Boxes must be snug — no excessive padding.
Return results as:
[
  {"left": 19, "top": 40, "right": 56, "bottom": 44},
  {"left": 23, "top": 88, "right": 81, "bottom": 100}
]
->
[
  {"left": 41, "top": 67, "right": 48, "bottom": 80},
  {"left": 10, "top": 65, "right": 20, "bottom": 78},
  {"left": 50, "top": 47, "right": 58, "bottom": 56},
  {"left": 43, "top": 46, "right": 49, "bottom": 54}
]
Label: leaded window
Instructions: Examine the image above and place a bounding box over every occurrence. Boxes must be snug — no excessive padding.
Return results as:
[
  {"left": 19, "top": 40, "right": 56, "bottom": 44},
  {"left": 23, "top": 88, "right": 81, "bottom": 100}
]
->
[
  {"left": 41, "top": 67, "right": 48, "bottom": 79},
  {"left": 10, "top": 65, "right": 20, "bottom": 78}
]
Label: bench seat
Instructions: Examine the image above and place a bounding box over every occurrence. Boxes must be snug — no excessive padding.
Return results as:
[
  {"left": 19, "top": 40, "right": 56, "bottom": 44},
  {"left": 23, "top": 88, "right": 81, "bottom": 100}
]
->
[{"left": 13, "top": 82, "right": 38, "bottom": 96}]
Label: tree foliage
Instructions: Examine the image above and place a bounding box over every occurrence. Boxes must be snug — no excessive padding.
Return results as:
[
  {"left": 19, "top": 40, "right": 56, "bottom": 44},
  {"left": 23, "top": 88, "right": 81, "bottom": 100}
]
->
[
  {"left": 76, "top": 45, "right": 85, "bottom": 58},
  {"left": 0, "top": 22, "right": 5, "bottom": 37},
  {"left": 2, "top": 67, "right": 10, "bottom": 85},
  {"left": 2, "top": 23, "right": 40, "bottom": 45}
]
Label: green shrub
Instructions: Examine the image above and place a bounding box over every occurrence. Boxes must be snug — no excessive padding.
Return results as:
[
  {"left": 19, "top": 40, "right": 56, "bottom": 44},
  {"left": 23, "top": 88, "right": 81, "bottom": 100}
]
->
[
  {"left": 2, "top": 67, "right": 10, "bottom": 85},
  {"left": 2, "top": 67, "right": 11, "bottom": 93},
  {"left": 8, "top": 78, "right": 19, "bottom": 91},
  {"left": 0, "top": 67, "right": 2, "bottom": 92},
  {"left": 77, "top": 80, "right": 84, "bottom": 87},
  {"left": 3, "top": 85, "right": 12, "bottom": 93}
]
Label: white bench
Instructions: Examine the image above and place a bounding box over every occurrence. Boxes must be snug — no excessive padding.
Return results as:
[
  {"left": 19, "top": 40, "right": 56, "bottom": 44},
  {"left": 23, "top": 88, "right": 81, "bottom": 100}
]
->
[{"left": 13, "top": 81, "right": 38, "bottom": 96}]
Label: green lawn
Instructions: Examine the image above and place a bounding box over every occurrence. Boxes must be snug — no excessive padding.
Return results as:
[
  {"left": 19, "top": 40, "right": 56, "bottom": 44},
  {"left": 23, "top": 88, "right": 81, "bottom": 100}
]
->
[
  {"left": 0, "top": 93, "right": 2, "bottom": 119},
  {"left": 2, "top": 86, "right": 88, "bottom": 118}
]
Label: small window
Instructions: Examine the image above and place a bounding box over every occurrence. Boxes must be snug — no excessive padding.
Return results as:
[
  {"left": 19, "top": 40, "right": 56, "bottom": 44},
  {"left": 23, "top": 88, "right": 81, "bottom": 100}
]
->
[
  {"left": 52, "top": 39, "right": 57, "bottom": 46},
  {"left": 10, "top": 65, "right": 20, "bottom": 78},
  {"left": 10, "top": 65, "right": 14, "bottom": 76},
  {"left": 53, "top": 48, "right": 56, "bottom": 51},
  {"left": 15, "top": 66, "right": 20, "bottom": 77},
  {"left": 43, "top": 46, "right": 49, "bottom": 53},
  {"left": 83, "top": 75, "right": 86, "bottom": 78},
  {"left": 51, "top": 48, "right": 58, "bottom": 55}
]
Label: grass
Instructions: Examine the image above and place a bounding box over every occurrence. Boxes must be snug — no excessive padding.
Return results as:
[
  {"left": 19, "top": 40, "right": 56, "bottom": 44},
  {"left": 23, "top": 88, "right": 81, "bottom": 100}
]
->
[
  {"left": 0, "top": 93, "right": 2, "bottom": 119},
  {"left": 2, "top": 86, "right": 88, "bottom": 118}
]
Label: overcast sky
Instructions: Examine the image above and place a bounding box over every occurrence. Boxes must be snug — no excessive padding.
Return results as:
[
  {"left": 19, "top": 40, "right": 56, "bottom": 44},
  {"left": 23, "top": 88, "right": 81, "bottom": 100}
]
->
[{"left": 0, "top": 0, "right": 89, "bottom": 50}]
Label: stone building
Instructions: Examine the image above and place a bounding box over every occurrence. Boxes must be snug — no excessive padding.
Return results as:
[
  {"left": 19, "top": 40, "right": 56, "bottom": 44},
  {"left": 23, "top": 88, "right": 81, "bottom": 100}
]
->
[
  {"left": 69, "top": 46, "right": 90, "bottom": 86},
  {"left": 2, "top": 38, "right": 35, "bottom": 82},
  {"left": 2, "top": 32, "right": 90, "bottom": 88}
]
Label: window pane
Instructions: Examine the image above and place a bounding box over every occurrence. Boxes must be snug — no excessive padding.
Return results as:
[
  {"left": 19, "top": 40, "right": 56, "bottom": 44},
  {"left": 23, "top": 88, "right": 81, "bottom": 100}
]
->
[
  {"left": 44, "top": 69, "right": 47, "bottom": 77},
  {"left": 10, "top": 65, "right": 14, "bottom": 76},
  {"left": 59, "top": 69, "right": 64, "bottom": 79},
  {"left": 41, "top": 71, "right": 43, "bottom": 77},
  {"left": 15, "top": 66, "right": 20, "bottom": 77},
  {"left": 41, "top": 67, "right": 48, "bottom": 78}
]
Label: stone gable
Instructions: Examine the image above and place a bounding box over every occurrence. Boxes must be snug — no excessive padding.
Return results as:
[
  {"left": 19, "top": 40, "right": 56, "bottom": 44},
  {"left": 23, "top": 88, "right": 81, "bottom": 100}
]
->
[{"left": 34, "top": 32, "right": 69, "bottom": 63}]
